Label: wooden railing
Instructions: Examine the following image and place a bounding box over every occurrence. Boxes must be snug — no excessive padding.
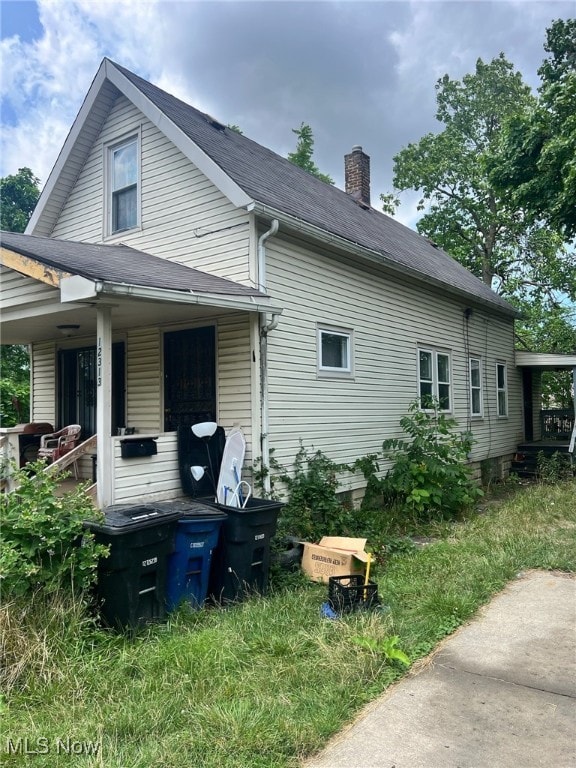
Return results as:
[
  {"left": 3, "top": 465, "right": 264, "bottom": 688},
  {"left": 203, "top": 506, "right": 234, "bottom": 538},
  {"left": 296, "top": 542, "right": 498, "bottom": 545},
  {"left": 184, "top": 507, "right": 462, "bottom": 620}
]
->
[
  {"left": 43, "top": 434, "right": 97, "bottom": 476},
  {"left": 540, "top": 409, "right": 575, "bottom": 441}
]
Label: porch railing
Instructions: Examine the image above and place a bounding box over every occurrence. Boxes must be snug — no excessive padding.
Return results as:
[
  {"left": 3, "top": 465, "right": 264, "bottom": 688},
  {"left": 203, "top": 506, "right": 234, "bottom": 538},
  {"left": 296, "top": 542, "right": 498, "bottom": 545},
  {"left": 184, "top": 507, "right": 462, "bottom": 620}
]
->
[
  {"left": 540, "top": 409, "right": 575, "bottom": 441},
  {"left": 43, "top": 435, "right": 97, "bottom": 477}
]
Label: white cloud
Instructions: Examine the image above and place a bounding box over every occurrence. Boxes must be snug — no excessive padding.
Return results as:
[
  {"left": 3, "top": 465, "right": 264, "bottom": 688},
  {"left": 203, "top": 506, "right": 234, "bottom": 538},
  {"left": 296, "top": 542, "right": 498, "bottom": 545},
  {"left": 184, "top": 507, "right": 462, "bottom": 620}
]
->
[{"left": 0, "top": 0, "right": 204, "bottom": 183}]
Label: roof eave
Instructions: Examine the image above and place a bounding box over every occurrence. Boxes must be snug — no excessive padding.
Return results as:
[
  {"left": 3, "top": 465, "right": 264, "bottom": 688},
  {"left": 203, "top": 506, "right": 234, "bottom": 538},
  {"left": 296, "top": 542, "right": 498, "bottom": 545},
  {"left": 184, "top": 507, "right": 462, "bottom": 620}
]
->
[
  {"left": 27, "top": 59, "right": 253, "bottom": 237},
  {"left": 60, "top": 274, "right": 283, "bottom": 315},
  {"left": 248, "top": 201, "right": 519, "bottom": 320}
]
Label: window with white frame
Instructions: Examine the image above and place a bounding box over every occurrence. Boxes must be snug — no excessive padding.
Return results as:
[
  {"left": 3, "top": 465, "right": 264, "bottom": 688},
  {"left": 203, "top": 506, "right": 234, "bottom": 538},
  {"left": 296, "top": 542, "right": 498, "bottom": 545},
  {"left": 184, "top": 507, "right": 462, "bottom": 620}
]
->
[
  {"left": 496, "top": 362, "right": 508, "bottom": 417},
  {"left": 469, "top": 357, "right": 483, "bottom": 416},
  {"left": 107, "top": 136, "right": 139, "bottom": 234},
  {"left": 418, "top": 348, "right": 451, "bottom": 411},
  {"left": 318, "top": 327, "right": 352, "bottom": 375}
]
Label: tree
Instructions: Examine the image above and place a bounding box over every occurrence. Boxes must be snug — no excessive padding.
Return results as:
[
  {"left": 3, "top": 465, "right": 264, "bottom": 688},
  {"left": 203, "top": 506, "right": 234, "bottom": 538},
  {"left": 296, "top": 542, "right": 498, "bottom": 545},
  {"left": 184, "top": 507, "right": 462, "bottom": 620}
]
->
[
  {"left": 0, "top": 168, "right": 39, "bottom": 424},
  {"left": 383, "top": 54, "right": 575, "bottom": 319},
  {"left": 491, "top": 19, "right": 576, "bottom": 239},
  {"left": 0, "top": 346, "right": 30, "bottom": 426},
  {"left": 287, "top": 123, "right": 334, "bottom": 184},
  {"left": 0, "top": 167, "right": 40, "bottom": 233}
]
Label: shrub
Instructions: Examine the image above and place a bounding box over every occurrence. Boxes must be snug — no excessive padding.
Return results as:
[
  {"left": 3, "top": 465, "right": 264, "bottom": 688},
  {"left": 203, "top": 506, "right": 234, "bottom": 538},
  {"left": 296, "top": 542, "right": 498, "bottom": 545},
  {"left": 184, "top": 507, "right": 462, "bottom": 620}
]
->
[
  {"left": 380, "top": 400, "right": 483, "bottom": 521},
  {"left": 0, "top": 461, "right": 108, "bottom": 597},
  {"left": 276, "top": 444, "right": 353, "bottom": 541}
]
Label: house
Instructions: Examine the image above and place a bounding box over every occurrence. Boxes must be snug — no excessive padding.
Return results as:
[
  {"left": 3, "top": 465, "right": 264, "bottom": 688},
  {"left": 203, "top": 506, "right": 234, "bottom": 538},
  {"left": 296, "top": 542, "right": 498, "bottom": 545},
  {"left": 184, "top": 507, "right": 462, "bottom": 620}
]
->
[{"left": 1, "top": 58, "right": 574, "bottom": 508}]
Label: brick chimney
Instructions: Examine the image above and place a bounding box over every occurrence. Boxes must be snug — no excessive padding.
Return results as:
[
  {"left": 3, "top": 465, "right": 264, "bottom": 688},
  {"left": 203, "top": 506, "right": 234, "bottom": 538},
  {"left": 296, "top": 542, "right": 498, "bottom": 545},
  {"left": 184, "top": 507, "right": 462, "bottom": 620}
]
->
[{"left": 345, "top": 145, "right": 371, "bottom": 208}]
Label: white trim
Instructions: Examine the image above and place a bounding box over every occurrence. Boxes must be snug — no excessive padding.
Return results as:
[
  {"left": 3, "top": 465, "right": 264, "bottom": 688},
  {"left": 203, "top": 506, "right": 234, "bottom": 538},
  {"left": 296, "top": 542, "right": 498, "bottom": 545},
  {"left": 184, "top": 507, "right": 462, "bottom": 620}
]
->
[
  {"left": 27, "top": 59, "right": 253, "bottom": 237},
  {"left": 515, "top": 351, "right": 576, "bottom": 369},
  {"left": 104, "top": 61, "right": 252, "bottom": 209},
  {"left": 59, "top": 275, "right": 283, "bottom": 315},
  {"left": 26, "top": 63, "right": 109, "bottom": 235},
  {"left": 96, "top": 306, "right": 114, "bottom": 507}
]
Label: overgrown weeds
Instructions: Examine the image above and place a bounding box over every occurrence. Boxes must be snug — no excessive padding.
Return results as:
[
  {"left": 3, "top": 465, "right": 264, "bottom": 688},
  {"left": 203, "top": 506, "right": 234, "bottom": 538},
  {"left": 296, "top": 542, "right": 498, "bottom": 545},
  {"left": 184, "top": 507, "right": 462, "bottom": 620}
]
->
[
  {"left": 0, "top": 461, "right": 107, "bottom": 597},
  {"left": 2, "top": 480, "right": 574, "bottom": 767}
]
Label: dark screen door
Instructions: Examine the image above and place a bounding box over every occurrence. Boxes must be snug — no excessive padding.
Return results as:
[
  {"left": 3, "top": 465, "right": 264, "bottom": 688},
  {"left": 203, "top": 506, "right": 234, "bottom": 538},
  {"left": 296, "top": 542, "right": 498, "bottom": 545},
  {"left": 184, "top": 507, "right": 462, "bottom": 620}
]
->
[{"left": 163, "top": 326, "right": 216, "bottom": 431}]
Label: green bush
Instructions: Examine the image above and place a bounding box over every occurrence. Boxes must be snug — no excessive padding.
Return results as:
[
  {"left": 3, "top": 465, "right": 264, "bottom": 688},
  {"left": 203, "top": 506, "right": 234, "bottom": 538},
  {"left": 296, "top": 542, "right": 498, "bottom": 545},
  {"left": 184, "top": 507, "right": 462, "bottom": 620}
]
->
[
  {"left": 0, "top": 461, "right": 108, "bottom": 597},
  {"left": 276, "top": 444, "right": 353, "bottom": 540},
  {"left": 380, "top": 400, "right": 483, "bottom": 521}
]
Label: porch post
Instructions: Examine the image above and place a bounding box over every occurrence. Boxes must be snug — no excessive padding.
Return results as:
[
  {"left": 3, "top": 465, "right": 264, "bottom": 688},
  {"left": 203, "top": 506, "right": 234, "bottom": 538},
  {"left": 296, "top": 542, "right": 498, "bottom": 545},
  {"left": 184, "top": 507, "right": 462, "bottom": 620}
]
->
[
  {"left": 572, "top": 367, "right": 576, "bottom": 454},
  {"left": 96, "top": 306, "right": 113, "bottom": 508}
]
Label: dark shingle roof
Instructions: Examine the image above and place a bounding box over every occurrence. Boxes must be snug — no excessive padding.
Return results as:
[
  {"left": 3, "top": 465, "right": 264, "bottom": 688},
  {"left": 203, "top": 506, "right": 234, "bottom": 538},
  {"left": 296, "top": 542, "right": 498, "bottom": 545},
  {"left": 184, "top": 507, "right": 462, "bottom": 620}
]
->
[
  {"left": 114, "top": 61, "right": 516, "bottom": 316},
  {"left": 0, "top": 230, "right": 267, "bottom": 297}
]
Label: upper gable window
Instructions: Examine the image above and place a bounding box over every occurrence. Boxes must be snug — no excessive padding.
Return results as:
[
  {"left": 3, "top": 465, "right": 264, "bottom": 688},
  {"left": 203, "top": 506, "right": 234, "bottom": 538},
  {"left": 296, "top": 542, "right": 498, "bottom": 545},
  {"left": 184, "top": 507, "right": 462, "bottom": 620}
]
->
[{"left": 107, "top": 136, "right": 139, "bottom": 235}]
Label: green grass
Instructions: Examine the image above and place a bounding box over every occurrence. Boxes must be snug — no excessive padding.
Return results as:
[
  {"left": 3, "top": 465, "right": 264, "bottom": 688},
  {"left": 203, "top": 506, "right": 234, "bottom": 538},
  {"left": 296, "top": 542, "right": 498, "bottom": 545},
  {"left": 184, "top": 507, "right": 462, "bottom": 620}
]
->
[{"left": 1, "top": 479, "right": 575, "bottom": 767}]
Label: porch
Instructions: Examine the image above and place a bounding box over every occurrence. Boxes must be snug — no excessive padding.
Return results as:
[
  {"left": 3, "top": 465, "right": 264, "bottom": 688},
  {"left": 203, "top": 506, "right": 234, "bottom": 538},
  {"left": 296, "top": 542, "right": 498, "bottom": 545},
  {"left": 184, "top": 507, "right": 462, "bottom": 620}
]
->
[
  {"left": 513, "top": 352, "right": 576, "bottom": 478},
  {"left": 1, "top": 231, "right": 283, "bottom": 509}
]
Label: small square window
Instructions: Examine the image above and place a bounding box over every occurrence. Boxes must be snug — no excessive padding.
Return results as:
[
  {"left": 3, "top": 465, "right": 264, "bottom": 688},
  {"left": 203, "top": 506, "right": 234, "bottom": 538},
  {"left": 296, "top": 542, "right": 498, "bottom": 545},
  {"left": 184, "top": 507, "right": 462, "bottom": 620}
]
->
[{"left": 318, "top": 327, "right": 352, "bottom": 375}]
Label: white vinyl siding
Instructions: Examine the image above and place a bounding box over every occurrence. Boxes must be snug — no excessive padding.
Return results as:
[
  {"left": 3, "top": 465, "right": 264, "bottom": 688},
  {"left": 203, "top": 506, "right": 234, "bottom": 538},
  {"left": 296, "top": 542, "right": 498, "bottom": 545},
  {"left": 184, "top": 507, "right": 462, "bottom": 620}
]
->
[
  {"left": 106, "top": 313, "right": 252, "bottom": 503},
  {"left": 469, "top": 357, "right": 483, "bottom": 417},
  {"left": 51, "top": 96, "right": 252, "bottom": 285},
  {"left": 30, "top": 342, "right": 56, "bottom": 425},
  {"left": 0, "top": 266, "right": 60, "bottom": 310},
  {"left": 263, "top": 234, "right": 522, "bottom": 490}
]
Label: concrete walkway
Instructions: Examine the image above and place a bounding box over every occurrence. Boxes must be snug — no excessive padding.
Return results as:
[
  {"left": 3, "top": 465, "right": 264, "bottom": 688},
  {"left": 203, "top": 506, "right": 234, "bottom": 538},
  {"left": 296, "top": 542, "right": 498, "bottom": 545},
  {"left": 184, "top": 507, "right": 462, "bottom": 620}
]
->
[{"left": 304, "top": 571, "right": 576, "bottom": 768}]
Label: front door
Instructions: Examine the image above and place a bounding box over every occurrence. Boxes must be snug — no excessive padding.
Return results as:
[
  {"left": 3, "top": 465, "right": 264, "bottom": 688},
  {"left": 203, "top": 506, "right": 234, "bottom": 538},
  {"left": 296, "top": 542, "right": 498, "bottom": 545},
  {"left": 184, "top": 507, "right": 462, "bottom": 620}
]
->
[
  {"left": 163, "top": 326, "right": 216, "bottom": 432},
  {"left": 58, "top": 342, "right": 125, "bottom": 438}
]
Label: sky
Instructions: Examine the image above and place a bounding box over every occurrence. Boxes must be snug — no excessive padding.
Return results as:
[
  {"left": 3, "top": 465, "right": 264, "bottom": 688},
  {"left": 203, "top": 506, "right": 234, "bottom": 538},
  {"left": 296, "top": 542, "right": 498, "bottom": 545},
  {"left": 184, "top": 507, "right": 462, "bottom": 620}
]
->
[{"left": 0, "top": 0, "right": 574, "bottom": 226}]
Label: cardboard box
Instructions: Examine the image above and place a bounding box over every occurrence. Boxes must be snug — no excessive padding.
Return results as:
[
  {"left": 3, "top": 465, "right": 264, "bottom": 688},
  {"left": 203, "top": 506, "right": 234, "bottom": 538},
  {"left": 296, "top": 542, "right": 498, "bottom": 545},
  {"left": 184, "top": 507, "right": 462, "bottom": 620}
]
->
[{"left": 301, "top": 536, "right": 369, "bottom": 583}]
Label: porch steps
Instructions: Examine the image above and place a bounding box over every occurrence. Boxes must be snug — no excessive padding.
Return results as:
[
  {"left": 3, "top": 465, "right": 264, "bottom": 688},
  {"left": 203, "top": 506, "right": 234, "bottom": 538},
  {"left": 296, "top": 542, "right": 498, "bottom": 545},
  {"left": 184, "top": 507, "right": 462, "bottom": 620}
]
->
[{"left": 511, "top": 443, "right": 573, "bottom": 479}]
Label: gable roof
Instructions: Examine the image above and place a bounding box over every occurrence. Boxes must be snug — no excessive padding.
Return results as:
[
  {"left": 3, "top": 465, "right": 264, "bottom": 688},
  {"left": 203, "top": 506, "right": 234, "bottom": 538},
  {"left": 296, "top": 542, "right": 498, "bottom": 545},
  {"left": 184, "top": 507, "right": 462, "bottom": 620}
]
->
[
  {"left": 1, "top": 230, "right": 270, "bottom": 299},
  {"left": 28, "top": 58, "right": 517, "bottom": 317}
]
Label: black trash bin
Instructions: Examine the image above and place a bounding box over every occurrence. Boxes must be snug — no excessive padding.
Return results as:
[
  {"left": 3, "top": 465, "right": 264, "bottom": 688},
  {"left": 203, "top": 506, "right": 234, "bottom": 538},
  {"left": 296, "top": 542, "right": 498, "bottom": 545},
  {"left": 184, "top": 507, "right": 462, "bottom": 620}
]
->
[
  {"left": 85, "top": 503, "right": 181, "bottom": 630},
  {"left": 205, "top": 497, "right": 283, "bottom": 603}
]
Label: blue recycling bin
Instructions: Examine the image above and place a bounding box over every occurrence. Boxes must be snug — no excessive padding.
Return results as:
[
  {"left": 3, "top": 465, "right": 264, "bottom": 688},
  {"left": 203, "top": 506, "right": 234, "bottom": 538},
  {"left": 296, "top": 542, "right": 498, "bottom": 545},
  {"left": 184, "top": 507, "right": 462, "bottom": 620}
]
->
[{"left": 157, "top": 501, "right": 226, "bottom": 610}]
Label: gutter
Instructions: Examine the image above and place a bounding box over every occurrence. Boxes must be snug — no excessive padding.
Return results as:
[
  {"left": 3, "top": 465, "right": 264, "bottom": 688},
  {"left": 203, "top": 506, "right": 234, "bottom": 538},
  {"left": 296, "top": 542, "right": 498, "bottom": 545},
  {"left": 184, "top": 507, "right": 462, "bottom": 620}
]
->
[
  {"left": 247, "top": 201, "right": 519, "bottom": 319},
  {"left": 59, "top": 274, "right": 283, "bottom": 315}
]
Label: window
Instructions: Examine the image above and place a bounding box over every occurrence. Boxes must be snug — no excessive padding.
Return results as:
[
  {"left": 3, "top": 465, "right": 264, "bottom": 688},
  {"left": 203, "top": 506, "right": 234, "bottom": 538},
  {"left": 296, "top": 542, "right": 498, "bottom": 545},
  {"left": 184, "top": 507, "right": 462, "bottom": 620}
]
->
[
  {"left": 469, "top": 357, "right": 483, "bottom": 416},
  {"left": 107, "top": 136, "right": 139, "bottom": 234},
  {"left": 496, "top": 362, "right": 508, "bottom": 417},
  {"left": 418, "top": 348, "right": 451, "bottom": 410},
  {"left": 318, "top": 327, "right": 352, "bottom": 375}
]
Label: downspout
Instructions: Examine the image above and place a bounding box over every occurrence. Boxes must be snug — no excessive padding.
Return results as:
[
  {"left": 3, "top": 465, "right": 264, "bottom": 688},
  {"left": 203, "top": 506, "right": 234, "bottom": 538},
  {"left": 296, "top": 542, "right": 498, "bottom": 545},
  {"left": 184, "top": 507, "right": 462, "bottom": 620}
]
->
[{"left": 257, "top": 219, "right": 279, "bottom": 494}]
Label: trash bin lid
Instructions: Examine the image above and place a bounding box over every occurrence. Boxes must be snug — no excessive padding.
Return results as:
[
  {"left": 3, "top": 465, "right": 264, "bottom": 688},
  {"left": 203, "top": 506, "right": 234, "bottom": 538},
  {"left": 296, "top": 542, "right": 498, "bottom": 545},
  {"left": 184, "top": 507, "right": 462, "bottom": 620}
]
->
[
  {"left": 155, "top": 499, "right": 227, "bottom": 520},
  {"left": 84, "top": 503, "right": 182, "bottom": 534}
]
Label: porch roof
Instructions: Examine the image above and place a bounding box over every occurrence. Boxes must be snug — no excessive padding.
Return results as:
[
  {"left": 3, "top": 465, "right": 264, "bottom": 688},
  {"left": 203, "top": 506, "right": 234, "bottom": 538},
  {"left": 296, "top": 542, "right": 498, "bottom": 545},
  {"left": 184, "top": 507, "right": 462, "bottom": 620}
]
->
[
  {"left": 515, "top": 351, "right": 576, "bottom": 371},
  {"left": 1, "top": 231, "right": 283, "bottom": 344},
  {"left": 1, "top": 230, "right": 266, "bottom": 298}
]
